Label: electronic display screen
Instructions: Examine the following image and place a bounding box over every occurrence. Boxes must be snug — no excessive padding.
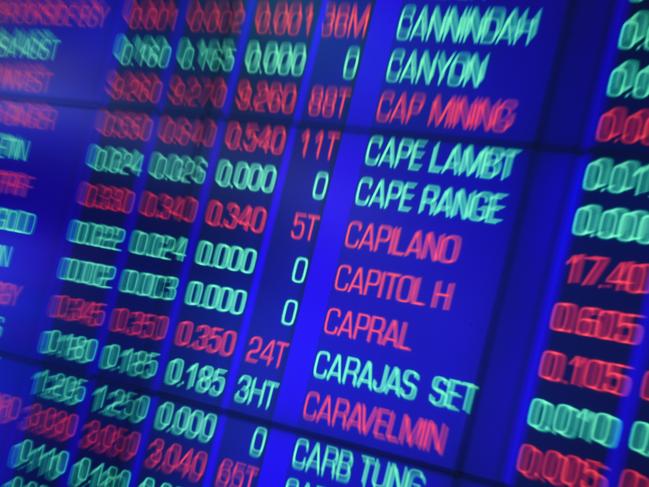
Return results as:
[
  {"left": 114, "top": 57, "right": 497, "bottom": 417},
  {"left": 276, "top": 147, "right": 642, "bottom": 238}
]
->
[{"left": 0, "top": 1, "right": 647, "bottom": 486}]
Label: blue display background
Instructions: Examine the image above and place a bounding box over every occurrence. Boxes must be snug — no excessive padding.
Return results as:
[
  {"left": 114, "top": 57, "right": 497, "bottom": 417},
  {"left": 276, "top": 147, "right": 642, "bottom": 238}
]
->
[{"left": 0, "top": 1, "right": 647, "bottom": 486}]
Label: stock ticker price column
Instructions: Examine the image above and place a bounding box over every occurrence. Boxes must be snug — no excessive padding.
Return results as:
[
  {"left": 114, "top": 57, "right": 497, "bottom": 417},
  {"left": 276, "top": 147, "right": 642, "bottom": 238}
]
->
[
  {"left": 221, "top": 0, "right": 373, "bottom": 416},
  {"left": 126, "top": 2, "right": 259, "bottom": 487},
  {"left": 62, "top": 2, "right": 298, "bottom": 487},
  {"left": 92, "top": 3, "right": 251, "bottom": 487},
  {"left": 157, "top": 0, "right": 321, "bottom": 413},
  {"left": 202, "top": 3, "right": 376, "bottom": 484},
  {"left": 156, "top": 2, "right": 377, "bottom": 485},
  {"left": 516, "top": 2, "right": 649, "bottom": 487},
  {"left": 1, "top": 2, "right": 202, "bottom": 485},
  {"left": 0, "top": 1, "right": 380, "bottom": 485}
]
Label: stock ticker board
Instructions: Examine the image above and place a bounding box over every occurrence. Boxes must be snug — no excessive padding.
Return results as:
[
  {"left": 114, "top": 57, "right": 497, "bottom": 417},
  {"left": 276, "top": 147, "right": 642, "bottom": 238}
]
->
[{"left": 0, "top": 0, "right": 648, "bottom": 486}]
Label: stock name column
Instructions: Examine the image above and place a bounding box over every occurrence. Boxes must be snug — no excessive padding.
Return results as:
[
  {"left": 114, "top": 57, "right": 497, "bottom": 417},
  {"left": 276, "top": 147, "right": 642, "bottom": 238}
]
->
[
  {"left": 0, "top": 104, "right": 88, "bottom": 487},
  {"left": 0, "top": 1, "right": 113, "bottom": 101},
  {"left": 0, "top": 3, "right": 121, "bottom": 486},
  {"left": 272, "top": 1, "right": 574, "bottom": 484},
  {"left": 516, "top": 1, "right": 649, "bottom": 486},
  {"left": 0, "top": 106, "right": 103, "bottom": 487}
]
